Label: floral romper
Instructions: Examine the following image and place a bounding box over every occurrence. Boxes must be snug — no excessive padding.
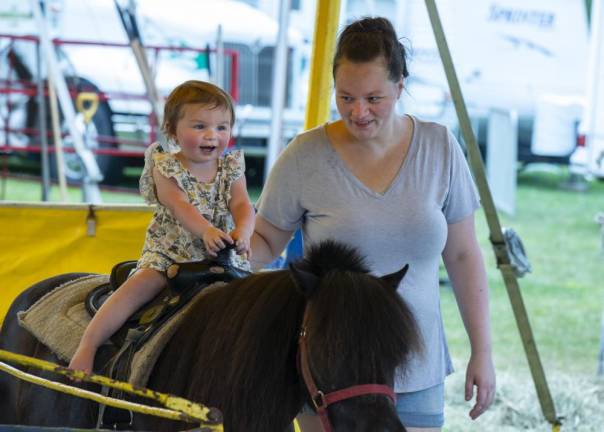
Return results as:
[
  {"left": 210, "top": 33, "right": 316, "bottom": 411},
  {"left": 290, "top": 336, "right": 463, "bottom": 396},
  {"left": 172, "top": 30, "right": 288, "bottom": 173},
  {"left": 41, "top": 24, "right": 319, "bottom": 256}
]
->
[{"left": 137, "top": 142, "right": 250, "bottom": 272}]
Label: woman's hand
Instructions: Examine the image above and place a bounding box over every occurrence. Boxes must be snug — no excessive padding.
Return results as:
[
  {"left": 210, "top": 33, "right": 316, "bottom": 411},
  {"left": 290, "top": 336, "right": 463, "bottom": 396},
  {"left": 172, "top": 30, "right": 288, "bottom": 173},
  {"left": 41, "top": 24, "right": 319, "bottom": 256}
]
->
[
  {"left": 202, "top": 226, "right": 233, "bottom": 257},
  {"left": 465, "top": 350, "right": 496, "bottom": 420}
]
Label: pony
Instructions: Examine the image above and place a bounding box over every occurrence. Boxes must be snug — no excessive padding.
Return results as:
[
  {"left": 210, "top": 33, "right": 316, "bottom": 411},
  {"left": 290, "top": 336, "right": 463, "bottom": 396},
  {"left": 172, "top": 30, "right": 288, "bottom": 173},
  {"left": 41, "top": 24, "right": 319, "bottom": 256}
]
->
[{"left": 0, "top": 240, "right": 420, "bottom": 431}]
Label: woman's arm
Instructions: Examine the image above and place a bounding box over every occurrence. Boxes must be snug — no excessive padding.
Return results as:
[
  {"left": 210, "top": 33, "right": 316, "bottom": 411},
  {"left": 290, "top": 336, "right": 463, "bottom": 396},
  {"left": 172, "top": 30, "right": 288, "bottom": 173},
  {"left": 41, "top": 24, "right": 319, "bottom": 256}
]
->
[
  {"left": 153, "top": 167, "right": 232, "bottom": 254},
  {"left": 250, "top": 215, "right": 294, "bottom": 271},
  {"left": 442, "top": 214, "right": 496, "bottom": 420},
  {"left": 228, "top": 175, "right": 255, "bottom": 255}
]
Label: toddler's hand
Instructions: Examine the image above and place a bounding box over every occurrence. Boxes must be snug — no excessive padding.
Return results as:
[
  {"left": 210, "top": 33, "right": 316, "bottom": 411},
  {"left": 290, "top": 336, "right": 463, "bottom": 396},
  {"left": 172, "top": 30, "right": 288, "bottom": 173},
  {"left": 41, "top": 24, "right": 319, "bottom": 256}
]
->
[
  {"left": 230, "top": 228, "right": 252, "bottom": 258},
  {"left": 202, "top": 226, "right": 233, "bottom": 257}
]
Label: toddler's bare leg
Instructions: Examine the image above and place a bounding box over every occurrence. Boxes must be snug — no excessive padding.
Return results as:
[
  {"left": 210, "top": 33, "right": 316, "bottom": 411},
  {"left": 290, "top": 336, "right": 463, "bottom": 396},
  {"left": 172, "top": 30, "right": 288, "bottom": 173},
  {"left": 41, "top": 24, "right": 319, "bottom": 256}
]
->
[{"left": 69, "top": 268, "right": 165, "bottom": 373}]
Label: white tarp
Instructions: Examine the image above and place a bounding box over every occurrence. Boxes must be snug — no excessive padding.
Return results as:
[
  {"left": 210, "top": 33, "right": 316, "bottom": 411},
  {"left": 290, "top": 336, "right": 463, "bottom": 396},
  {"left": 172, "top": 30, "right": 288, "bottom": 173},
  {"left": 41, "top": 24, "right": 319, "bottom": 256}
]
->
[{"left": 583, "top": 0, "right": 604, "bottom": 177}]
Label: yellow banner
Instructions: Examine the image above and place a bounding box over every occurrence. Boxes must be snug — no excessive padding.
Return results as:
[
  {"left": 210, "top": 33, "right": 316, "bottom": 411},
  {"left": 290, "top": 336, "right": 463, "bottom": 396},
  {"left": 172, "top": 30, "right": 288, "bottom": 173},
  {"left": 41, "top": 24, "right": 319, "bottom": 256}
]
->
[{"left": 0, "top": 202, "right": 153, "bottom": 325}]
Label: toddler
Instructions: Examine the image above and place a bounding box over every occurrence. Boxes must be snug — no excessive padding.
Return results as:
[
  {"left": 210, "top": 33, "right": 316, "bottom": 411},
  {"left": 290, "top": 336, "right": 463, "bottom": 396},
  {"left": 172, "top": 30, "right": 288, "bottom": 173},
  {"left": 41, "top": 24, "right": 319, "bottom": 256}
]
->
[{"left": 69, "top": 80, "right": 255, "bottom": 374}]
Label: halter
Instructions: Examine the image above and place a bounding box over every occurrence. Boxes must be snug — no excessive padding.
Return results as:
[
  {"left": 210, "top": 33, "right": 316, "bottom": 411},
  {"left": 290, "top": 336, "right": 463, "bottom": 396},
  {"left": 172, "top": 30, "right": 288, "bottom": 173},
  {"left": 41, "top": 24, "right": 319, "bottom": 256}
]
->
[{"left": 297, "top": 306, "right": 397, "bottom": 432}]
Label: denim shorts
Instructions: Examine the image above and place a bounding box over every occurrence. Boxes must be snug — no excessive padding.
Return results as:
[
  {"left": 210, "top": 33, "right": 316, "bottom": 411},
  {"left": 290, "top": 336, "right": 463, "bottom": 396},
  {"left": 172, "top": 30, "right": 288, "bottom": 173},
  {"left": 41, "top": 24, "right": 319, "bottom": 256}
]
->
[{"left": 396, "top": 383, "right": 445, "bottom": 428}]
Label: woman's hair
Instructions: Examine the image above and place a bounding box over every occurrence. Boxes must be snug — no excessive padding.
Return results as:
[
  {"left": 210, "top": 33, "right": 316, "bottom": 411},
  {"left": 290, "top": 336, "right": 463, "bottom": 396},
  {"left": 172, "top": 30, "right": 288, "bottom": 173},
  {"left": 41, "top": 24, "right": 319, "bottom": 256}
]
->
[
  {"left": 162, "top": 80, "right": 235, "bottom": 136},
  {"left": 332, "top": 17, "right": 409, "bottom": 82}
]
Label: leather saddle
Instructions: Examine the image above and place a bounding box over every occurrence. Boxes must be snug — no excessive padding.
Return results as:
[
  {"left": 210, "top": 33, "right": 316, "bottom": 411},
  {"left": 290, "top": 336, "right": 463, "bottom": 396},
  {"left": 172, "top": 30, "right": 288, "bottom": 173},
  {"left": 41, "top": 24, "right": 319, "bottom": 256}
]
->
[
  {"left": 84, "top": 246, "right": 250, "bottom": 430},
  {"left": 85, "top": 245, "right": 250, "bottom": 349}
]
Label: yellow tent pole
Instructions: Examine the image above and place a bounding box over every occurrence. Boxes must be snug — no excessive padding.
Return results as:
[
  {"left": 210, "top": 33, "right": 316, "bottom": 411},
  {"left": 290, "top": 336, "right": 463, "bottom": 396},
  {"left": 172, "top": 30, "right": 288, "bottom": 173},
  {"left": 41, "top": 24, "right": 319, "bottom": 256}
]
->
[
  {"left": 295, "top": 1, "right": 341, "bottom": 426},
  {"left": 304, "top": 0, "right": 341, "bottom": 130}
]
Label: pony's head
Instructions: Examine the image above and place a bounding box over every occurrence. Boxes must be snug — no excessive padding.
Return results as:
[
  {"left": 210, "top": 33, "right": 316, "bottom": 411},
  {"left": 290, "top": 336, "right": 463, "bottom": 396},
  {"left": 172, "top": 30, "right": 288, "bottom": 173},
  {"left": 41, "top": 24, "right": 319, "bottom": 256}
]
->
[{"left": 289, "top": 240, "right": 421, "bottom": 431}]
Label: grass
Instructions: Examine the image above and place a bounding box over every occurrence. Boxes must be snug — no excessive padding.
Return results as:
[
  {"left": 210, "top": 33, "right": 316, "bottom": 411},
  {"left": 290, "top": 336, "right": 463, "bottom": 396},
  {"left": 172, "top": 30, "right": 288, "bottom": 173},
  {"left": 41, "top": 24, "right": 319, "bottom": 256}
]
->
[
  {"left": 0, "top": 174, "right": 263, "bottom": 204},
  {"left": 442, "top": 168, "right": 604, "bottom": 374},
  {"left": 2, "top": 166, "right": 603, "bottom": 430},
  {"left": 441, "top": 167, "right": 604, "bottom": 430}
]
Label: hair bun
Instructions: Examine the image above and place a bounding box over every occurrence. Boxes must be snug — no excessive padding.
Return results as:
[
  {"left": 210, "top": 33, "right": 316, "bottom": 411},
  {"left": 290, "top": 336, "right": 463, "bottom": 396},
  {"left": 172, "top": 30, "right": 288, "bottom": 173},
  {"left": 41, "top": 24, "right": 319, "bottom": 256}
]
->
[{"left": 333, "top": 17, "right": 409, "bottom": 82}]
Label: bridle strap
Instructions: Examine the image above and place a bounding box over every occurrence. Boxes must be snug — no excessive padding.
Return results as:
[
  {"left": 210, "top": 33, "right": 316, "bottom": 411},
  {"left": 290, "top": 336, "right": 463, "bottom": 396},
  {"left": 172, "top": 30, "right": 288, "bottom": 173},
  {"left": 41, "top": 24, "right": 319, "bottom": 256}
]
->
[
  {"left": 322, "top": 384, "right": 396, "bottom": 406},
  {"left": 298, "top": 307, "right": 396, "bottom": 432}
]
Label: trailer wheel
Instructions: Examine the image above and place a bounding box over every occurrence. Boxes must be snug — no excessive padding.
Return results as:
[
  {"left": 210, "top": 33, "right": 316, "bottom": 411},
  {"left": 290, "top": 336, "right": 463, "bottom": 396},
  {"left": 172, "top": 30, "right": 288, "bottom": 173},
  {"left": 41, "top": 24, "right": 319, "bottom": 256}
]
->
[{"left": 27, "top": 77, "right": 124, "bottom": 185}]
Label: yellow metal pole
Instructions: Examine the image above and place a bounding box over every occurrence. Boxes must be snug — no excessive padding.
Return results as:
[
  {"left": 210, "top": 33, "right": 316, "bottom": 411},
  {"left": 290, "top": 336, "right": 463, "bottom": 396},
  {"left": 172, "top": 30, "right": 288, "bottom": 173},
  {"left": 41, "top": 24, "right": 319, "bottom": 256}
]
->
[
  {"left": 0, "top": 361, "right": 222, "bottom": 427},
  {"left": 296, "top": 1, "right": 341, "bottom": 426},
  {"left": 0, "top": 349, "right": 222, "bottom": 428},
  {"left": 304, "top": 0, "right": 341, "bottom": 130}
]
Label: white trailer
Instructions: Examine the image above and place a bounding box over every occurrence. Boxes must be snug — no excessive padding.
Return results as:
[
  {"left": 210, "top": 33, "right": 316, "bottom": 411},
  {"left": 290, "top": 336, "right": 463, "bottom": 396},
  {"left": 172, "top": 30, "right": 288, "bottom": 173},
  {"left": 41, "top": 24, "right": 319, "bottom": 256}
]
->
[
  {"left": 581, "top": 0, "right": 604, "bottom": 178},
  {"left": 393, "top": 0, "right": 590, "bottom": 165}
]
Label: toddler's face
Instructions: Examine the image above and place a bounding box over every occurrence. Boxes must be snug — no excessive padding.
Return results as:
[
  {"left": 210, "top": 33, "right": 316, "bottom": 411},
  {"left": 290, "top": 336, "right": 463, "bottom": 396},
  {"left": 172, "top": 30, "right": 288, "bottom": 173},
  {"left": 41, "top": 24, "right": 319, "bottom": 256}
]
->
[{"left": 174, "top": 103, "right": 232, "bottom": 165}]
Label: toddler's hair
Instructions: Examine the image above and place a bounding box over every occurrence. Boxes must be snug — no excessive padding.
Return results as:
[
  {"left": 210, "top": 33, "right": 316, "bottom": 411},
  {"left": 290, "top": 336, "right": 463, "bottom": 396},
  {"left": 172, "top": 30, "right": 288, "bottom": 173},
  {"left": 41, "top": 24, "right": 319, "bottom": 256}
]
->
[{"left": 162, "top": 80, "right": 235, "bottom": 137}]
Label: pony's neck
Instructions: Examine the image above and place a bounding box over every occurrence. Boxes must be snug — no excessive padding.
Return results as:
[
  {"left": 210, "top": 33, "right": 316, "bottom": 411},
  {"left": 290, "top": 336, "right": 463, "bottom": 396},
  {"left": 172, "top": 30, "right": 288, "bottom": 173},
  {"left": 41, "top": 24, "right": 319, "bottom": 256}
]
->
[{"left": 155, "top": 273, "right": 307, "bottom": 431}]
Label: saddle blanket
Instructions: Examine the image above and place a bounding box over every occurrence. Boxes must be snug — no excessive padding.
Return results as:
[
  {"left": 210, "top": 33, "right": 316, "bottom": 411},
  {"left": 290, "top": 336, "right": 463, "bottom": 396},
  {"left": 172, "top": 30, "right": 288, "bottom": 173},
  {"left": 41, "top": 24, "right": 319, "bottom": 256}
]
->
[{"left": 18, "top": 274, "right": 225, "bottom": 387}]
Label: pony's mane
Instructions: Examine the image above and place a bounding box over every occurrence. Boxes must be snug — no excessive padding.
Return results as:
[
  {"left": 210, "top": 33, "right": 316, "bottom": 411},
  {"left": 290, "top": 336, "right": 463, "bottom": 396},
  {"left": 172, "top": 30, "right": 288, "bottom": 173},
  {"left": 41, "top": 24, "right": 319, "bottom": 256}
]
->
[
  {"left": 302, "top": 242, "right": 421, "bottom": 393},
  {"left": 157, "top": 270, "right": 305, "bottom": 430},
  {"left": 152, "top": 240, "right": 419, "bottom": 431},
  {"left": 297, "top": 240, "right": 370, "bottom": 276}
]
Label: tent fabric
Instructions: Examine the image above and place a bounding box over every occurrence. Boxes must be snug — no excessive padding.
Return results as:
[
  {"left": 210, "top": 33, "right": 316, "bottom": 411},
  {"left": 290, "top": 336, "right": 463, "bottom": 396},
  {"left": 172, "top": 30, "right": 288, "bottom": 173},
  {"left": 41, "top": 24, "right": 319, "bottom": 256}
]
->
[{"left": 0, "top": 202, "right": 152, "bottom": 326}]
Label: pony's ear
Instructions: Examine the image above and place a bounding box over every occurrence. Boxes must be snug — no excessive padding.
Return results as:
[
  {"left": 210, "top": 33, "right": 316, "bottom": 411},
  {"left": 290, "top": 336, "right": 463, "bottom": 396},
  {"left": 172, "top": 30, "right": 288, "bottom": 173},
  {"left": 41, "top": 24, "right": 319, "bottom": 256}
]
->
[
  {"left": 288, "top": 262, "right": 319, "bottom": 298},
  {"left": 380, "top": 264, "right": 409, "bottom": 290}
]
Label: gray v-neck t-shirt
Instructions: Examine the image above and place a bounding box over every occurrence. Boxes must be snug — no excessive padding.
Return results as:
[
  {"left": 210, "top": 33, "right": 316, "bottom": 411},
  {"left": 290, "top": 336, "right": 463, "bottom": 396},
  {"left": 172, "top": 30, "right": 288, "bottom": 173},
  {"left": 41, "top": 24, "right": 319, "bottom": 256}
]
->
[{"left": 256, "top": 116, "right": 480, "bottom": 392}]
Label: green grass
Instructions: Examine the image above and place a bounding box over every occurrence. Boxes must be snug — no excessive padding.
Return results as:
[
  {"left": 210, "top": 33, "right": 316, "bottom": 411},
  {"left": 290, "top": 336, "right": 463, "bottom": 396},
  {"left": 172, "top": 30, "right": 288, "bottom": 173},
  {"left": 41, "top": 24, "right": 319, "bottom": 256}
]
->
[
  {"left": 0, "top": 176, "right": 263, "bottom": 204},
  {"left": 441, "top": 168, "right": 604, "bottom": 378},
  {"left": 0, "top": 176, "right": 144, "bottom": 203},
  {"left": 440, "top": 168, "right": 604, "bottom": 430}
]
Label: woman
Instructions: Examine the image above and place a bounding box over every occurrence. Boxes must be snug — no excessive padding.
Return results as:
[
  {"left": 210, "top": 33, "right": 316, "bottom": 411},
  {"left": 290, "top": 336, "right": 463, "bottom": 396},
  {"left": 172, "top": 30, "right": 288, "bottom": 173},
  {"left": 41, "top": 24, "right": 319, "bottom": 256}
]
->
[{"left": 251, "top": 17, "right": 495, "bottom": 431}]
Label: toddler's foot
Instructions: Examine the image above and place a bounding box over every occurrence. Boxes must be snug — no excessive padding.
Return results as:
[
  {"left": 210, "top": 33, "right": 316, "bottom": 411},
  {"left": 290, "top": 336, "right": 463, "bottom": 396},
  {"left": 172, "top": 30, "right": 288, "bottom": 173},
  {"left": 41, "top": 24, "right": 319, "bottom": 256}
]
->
[{"left": 68, "top": 345, "right": 95, "bottom": 376}]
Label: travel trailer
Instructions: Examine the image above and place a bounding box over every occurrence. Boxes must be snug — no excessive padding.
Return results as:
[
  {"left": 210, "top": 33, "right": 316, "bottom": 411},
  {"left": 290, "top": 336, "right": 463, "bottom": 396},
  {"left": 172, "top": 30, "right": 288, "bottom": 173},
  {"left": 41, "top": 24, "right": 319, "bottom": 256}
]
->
[
  {"left": 282, "top": 0, "right": 592, "bottom": 168},
  {"left": 392, "top": 0, "right": 590, "bottom": 166}
]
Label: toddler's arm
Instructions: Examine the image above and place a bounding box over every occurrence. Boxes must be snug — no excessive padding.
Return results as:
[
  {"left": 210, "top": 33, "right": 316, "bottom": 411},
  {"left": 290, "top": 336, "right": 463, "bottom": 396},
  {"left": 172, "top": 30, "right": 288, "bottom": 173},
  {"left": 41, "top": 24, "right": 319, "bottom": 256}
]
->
[
  {"left": 153, "top": 167, "right": 232, "bottom": 255},
  {"left": 228, "top": 175, "right": 255, "bottom": 256}
]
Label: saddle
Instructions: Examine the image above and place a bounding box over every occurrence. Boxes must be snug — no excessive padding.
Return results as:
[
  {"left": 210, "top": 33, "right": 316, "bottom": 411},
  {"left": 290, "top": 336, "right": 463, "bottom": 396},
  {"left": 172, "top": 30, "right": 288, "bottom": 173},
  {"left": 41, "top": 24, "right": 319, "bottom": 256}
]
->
[{"left": 86, "top": 246, "right": 250, "bottom": 429}]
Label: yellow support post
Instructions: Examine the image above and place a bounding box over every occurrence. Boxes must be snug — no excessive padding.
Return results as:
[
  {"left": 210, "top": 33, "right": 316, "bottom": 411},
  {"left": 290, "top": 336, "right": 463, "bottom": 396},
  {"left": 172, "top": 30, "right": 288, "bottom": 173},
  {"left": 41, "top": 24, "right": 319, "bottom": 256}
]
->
[
  {"left": 304, "top": 0, "right": 341, "bottom": 130},
  {"left": 296, "top": 2, "right": 341, "bottom": 426}
]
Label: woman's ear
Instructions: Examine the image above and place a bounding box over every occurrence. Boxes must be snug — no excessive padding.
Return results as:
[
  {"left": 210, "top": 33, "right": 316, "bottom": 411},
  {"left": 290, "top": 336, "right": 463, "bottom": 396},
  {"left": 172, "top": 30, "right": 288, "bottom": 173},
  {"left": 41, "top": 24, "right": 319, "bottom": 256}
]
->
[
  {"left": 397, "top": 79, "right": 404, "bottom": 99},
  {"left": 380, "top": 264, "right": 409, "bottom": 290},
  {"left": 289, "top": 262, "right": 319, "bottom": 298}
]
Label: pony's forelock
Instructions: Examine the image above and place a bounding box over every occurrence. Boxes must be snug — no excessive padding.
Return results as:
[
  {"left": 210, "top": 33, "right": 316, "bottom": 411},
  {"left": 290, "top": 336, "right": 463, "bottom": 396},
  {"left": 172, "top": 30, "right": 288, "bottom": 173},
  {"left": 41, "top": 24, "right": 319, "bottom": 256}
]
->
[{"left": 298, "top": 240, "right": 370, "bottom": 276}]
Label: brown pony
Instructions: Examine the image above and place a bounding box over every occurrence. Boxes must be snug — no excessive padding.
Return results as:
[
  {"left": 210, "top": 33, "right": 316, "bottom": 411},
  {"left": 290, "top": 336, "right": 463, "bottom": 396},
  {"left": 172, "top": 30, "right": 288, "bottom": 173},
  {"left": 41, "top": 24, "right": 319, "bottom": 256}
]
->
[{"left": 0, "top": 240, "right": 420, "bottom": 431}]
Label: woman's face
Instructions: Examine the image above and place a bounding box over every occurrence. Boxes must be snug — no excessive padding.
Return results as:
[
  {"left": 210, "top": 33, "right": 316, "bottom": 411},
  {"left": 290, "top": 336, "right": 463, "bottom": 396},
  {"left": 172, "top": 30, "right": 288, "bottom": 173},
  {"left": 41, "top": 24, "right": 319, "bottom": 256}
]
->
[{"left": 334, "top": 57, "right": 403, "bottom": 141}]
